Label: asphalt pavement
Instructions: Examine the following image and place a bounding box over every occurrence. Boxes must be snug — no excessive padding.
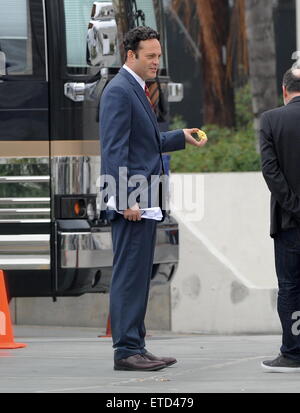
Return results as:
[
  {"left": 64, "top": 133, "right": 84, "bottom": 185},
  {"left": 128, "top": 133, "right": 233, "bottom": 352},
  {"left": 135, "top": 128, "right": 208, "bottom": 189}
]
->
[{"left": 0, "top": 326, "right": 297, "bottom": 393}]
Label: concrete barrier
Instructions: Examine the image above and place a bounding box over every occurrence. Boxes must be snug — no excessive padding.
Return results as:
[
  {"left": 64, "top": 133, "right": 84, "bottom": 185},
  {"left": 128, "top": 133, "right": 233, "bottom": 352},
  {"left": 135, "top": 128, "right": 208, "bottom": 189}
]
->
[
  {"left": 12, "top": 172, "right": 281, "bottom": 334},
  {"left": 170, "top": 172, "right": 281, "bottom": 334},
  {"left": 11, "top": 284, "right": 171, "bottom": 331}
]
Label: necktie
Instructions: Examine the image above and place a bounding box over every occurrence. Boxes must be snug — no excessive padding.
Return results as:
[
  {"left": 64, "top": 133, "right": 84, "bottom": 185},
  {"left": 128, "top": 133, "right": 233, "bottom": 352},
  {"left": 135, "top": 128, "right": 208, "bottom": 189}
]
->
[
  {"left": 147, "top": 82, "right": 160, "bottom": 111},
  {"left": 145, "top": 85, "right": 165, "bottom": 174},
  {"left": 145, "top": 85, "right": 153, "bottom": 108}
]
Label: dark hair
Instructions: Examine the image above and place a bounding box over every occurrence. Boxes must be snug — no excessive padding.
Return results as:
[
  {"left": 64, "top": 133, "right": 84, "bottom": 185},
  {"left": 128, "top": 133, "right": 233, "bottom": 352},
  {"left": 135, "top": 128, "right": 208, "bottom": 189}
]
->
[
  {"left": 283, "top": 68, "right": 300, "bottom": 93},
  {"left": 123, "top": 26, "right": 160, "bottom": 58}
]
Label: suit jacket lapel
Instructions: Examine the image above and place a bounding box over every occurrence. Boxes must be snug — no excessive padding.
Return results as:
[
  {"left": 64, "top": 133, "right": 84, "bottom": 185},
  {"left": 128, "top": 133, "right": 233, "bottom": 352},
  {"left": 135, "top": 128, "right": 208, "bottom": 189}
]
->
[{"left": 119, "top": 68, "right": 162, "bottom": 144}]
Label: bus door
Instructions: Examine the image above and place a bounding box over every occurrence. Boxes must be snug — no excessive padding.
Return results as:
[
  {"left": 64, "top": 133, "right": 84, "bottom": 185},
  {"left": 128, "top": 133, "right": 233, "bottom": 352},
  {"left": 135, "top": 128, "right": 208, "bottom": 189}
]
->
[
  {"left": 0, "top": 0, "right": 49, "bottom": 153},
  {"left": 0, "top": 0, "right": 51, "bottom": 287}
]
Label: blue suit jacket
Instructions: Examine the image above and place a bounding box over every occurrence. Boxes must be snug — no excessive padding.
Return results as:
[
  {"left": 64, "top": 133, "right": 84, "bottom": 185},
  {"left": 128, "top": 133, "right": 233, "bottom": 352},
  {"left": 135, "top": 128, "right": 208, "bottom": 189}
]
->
[{"left": 99, "top": 67, "right": 185, "bottom": 218}]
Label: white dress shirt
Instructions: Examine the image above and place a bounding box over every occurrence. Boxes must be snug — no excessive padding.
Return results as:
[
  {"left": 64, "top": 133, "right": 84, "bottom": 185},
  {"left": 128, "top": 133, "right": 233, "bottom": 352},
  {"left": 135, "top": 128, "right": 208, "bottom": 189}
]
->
[{"left": 123, "top": 64, "right": 145, "bottom": 91}]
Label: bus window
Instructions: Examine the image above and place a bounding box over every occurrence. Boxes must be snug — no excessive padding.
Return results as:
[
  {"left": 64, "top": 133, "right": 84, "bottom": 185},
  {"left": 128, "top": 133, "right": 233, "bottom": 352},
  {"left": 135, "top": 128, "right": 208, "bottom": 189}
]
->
[
  {"left": 64, "top": 0, "right": 122, "bottom": 72},
  {"left": 135, "top": 0, "right": 157, "bottom": 30},
  {"left": 0, "top": 0, "right": 32, "bottom": 75}
]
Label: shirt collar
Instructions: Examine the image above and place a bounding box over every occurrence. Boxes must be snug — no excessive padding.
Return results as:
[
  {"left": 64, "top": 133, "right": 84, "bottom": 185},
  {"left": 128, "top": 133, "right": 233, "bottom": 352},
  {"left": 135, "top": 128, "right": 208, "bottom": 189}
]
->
[
  {"left": 287, "top": 95, "right": 300, "bottom": 105},
  {"left": 123, "top": 64, "right": 145, "bottom": 91}
]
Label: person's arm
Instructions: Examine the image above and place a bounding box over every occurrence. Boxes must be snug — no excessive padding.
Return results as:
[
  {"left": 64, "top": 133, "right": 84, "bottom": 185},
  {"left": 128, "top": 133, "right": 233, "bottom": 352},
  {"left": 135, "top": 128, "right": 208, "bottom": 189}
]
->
[
  {"left": 260, "top": 112, "right": 300, "bottom": 221},
  {"left": 160, "top": 129, "right": 185, "bottom": 153},
  {"left": 160, "top": 128, "right": 207, "bottom": 153}
]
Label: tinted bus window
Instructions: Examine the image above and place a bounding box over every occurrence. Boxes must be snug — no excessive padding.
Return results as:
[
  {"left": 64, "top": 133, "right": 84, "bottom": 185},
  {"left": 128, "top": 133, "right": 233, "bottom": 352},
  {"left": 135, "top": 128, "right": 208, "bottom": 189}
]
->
[
  {"left": 0, "top": 0, "right": 32, "bottom": 75},
  {"left": 63, "top": 0, "right": 165, "bottom": 73},
  {"left": 64, "top": 0, "right": 123, "bottom": 73},
  {"left": 136, "top": 0, "right": 157, "bottom": 30},
  {"left": 64, "top": 0, "right": 95, "bottom": 69}
]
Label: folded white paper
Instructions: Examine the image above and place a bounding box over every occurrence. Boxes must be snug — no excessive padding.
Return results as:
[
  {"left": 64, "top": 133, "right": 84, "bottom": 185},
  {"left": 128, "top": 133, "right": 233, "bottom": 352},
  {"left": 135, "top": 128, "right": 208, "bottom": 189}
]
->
[{"left": 107, "top": 197, "right": 163, "bottom": 221}]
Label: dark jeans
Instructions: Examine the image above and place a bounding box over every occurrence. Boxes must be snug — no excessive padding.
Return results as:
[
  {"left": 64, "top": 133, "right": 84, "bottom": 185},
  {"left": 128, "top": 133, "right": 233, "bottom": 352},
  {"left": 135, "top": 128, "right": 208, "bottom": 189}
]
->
[{"left": 274, "top": 227, "right": 300, "bottom": 361}]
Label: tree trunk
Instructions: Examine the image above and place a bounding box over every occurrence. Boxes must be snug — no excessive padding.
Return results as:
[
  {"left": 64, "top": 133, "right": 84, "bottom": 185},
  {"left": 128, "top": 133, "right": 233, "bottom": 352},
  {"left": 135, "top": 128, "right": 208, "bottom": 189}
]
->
[
  {"left": 113, "top": 0, "right": 130, "bottom": 62},
  {"left": 171, "top": 0, "right": 237, "bottom": 127},
  {"left": 245, "top": 0, "right": 278, "bottom": 137},
  {"left": 198, "top": 0, "right": 235, "bottom": 127}
]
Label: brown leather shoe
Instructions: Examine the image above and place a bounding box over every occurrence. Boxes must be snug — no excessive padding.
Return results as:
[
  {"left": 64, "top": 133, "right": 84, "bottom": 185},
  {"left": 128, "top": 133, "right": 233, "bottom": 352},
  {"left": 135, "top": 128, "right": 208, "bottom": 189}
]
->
[
  {"left": 143, "top": 350, "right": 177, "bottom": 366},
  {"left": 114, "top": 354, "right": 166, "bottom": 371}
]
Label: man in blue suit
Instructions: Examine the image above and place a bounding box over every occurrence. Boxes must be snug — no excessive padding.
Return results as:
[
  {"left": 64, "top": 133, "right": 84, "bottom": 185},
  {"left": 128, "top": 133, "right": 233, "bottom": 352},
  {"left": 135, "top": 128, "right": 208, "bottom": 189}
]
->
[{"left": 100, "top": 26, "right": 207, "bottom": 371}]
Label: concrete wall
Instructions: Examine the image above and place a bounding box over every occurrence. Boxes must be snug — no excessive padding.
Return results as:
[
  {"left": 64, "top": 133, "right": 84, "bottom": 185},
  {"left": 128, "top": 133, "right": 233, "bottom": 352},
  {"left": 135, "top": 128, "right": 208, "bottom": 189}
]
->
[
  {"left": 12, "top": 172, "right": 281, "bottom": 334},
  {"left": 170, "top": 172, "right": 281, "bottom": 334},
  {"left": 11, "top": 284, "right": 171, "bottom": 331}
]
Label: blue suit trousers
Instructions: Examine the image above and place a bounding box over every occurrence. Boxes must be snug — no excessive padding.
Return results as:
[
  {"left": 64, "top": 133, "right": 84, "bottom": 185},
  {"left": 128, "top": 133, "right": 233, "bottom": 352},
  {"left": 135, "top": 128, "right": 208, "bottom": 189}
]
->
[{"left": 110, "top": 216, "right": 157, "bottom": 360}]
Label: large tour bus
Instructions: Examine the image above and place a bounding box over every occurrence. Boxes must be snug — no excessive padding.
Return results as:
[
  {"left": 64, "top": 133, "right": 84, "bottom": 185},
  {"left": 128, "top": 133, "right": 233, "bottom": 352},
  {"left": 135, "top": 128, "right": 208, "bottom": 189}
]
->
[{"left": 0, "top": 0, "right": 183, "bottom": 300}]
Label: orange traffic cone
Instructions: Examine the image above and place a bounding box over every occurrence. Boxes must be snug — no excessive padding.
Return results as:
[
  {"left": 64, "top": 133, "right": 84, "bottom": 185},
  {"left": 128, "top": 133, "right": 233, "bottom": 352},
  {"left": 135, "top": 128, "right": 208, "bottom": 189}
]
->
[
  {"left": 0, "top": 270, "right": 26, "bottom": 349},
  {"left": 98, "top": 314, "right": 111, "bottom": 338}
]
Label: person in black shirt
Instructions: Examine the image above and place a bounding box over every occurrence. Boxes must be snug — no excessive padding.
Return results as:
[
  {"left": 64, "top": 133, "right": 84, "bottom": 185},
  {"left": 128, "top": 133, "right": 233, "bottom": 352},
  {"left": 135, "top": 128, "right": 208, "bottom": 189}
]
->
[{"left": 260, "top": 68, "right": 300, "bottom": 372}]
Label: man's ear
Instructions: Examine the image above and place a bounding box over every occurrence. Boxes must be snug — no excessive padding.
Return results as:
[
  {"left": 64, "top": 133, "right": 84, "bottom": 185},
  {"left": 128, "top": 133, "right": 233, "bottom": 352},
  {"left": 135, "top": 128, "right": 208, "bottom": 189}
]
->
[
  {"left": 127, "top": 50, "right": 135, "bottom": 62},
  {"left": 282, "top": 85, "right": 288, "bottom": 99}
]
